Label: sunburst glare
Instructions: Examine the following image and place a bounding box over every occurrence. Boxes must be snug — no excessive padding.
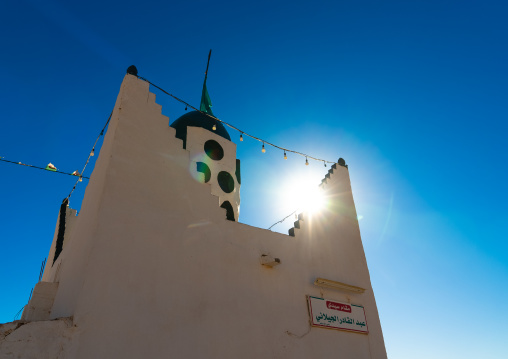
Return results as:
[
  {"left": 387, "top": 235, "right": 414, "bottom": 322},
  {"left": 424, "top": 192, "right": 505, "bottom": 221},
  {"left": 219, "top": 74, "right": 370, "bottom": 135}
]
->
[{"left": 282, "top": 175, "right": 326, "bottom": 215}]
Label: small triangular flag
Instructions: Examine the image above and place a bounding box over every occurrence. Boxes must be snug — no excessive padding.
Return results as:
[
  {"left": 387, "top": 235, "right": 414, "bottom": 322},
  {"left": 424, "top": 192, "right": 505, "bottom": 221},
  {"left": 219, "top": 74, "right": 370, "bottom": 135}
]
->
[{"left": 45, "top": 163, "right": 57, "bottom": 171}]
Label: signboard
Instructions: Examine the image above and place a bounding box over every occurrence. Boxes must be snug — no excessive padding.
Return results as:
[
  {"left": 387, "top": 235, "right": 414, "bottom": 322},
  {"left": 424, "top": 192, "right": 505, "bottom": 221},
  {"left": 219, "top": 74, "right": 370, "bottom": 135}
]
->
[{"left": 307, "top": 296, "right": 368, "bottom": 334}]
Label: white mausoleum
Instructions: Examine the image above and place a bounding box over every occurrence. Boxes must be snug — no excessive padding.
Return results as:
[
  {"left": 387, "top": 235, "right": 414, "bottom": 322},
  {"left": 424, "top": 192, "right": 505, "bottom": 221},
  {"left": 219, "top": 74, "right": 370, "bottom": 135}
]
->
[{"left": 0, "top": 70, "right": 387, "bottom": 359}]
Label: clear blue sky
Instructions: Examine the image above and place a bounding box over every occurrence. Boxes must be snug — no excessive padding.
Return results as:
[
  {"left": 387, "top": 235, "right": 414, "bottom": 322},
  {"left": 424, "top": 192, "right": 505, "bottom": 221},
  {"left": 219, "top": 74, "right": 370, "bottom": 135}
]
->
[{"left": 1, "top": 0, "right": 507, "bottom": 357}]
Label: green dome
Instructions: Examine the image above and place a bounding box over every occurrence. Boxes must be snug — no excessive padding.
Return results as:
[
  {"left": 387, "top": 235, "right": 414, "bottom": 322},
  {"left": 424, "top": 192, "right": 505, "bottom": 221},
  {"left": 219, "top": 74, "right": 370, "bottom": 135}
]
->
[{"left": 170, "top": 111, "right": 231, "bottom": 148}]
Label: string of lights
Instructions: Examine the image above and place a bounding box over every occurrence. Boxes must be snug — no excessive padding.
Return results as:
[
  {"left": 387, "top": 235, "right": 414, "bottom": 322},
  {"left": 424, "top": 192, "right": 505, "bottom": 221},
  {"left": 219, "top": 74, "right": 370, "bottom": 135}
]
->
[
  {"left": 137, "top": 76, "right": 337, "bottom": 167},
  {"left": 0, "top": 112, "right": 110, "bottom": 199},
  {"left": 66, "top": 112, "right": 111, "bottom": 199},
  {"left": 2, "top": 74, "right": 337, "bottom": 215},
  {"left": 0, "top": 157, "right": 90, "bottom": 179}
]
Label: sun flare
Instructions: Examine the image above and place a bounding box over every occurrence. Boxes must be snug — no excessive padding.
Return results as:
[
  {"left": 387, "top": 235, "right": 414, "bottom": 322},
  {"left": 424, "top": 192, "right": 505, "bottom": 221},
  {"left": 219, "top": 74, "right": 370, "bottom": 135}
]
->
[{"left": 282, "top": 177, "right": 326, "bottom": 214}]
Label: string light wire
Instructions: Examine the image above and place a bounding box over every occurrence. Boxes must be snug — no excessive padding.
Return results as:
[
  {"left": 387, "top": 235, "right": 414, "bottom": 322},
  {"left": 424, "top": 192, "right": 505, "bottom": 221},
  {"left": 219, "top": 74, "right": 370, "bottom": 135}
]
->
[
  {"left": 13, "top": 305, "right": 26, "bottom": 321},
  {"left": 0, "top": 157, "right": 90, "bottom": 179},
  {"left": 1, "top": 112, "right": 111, "bottom": 201},
  {"left": 66, "top": 112, "right": 112, "bottom": 199},
  {"left": 137, "top": 76, "right": 336, "bottom": 166},
  {"left": 268, "top": 209, "right": 299, "bottom": 230}
]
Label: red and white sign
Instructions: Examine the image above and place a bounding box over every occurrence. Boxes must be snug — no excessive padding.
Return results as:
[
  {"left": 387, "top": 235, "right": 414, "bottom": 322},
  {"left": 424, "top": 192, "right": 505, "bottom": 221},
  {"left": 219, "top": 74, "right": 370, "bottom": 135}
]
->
[
  {"left": 326, "top": 301, "right": 351, "bottom": 313},
  {"left": 308, "top": 296, "right": 368, "bottom": 334}
]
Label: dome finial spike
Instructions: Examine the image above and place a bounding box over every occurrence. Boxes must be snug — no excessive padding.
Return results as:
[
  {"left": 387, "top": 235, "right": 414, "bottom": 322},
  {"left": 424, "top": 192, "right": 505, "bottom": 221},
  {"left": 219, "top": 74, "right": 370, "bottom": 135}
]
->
[{"left": 200, "top": 50, "right": 214, "bottom": 116}]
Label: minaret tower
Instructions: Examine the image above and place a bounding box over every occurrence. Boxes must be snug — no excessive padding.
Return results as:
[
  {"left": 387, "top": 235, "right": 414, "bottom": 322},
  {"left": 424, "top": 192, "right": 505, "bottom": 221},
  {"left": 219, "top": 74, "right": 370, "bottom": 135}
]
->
[
  {"left": 170, "top": 50, "right": 240, "bottom": 221},
  {"left": 169, "top": 111, "right": 241, "bottom": 221}
]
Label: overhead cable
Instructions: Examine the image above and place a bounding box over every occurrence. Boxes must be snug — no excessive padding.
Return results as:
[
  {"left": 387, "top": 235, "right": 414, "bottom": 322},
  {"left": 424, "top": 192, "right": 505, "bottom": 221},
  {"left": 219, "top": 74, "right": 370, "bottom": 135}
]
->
[{"left": 0, "top": 157, "right": 89, "bottom": 179}]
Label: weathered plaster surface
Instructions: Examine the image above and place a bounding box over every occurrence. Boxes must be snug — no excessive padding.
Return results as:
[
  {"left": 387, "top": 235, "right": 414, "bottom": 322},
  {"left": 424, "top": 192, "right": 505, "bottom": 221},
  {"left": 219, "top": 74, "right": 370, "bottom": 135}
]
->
[
  {"left": 21, "top": 282, "right": 59, "bottom": 322},
  {"left": 0, "top": 318, "right": 74, "bottom": 359}
]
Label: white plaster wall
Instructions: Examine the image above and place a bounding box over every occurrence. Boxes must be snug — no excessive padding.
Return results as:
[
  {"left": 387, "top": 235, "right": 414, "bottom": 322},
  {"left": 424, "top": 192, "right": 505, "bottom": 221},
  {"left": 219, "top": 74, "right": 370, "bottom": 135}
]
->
[
  {"left": 186, "top": 126, "right": 241, "bottom": 220},
  {"left": 32, "top": 74, "right": 388, "bottom": 359}
]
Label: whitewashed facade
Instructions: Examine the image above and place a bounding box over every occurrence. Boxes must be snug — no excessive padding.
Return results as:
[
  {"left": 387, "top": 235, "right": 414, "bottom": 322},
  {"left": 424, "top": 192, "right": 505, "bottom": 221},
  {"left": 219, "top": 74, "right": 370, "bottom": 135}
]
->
[{"left": 0, "top": 73, "right": 387, "bottom": 359}]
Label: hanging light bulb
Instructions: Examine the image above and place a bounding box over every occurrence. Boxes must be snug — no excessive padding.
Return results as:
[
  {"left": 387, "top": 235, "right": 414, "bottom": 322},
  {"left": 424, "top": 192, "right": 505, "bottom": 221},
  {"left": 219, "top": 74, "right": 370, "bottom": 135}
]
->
[
  {"left": 90, "top": 149, "right": 95, "bottom": 157},
  {"left": 45, "top": 163, "right": 57, "bottom": 171},
  {"left": 284, "top": 151, "right": 287, "bottom": 160},
  {"left": 305, "top": 157, "right": 309, "bottom": 166},
  {"left": 240, "top": 133, "right": 243, "bottom": 141},
  {"left": 212, "top": 123, "right": 217, "bottom": 131},
  {"left": 261, "top": 143, "right": 266, "bottom": 153},
  {"left": 78, "top": 176, "right": 83, "bottom": 182},
  {"left": 185, "top": 105, "right": 187, "bottom": 111},
  {"left": 324, "top": 162, "right": 327, "bottom": 167}
]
